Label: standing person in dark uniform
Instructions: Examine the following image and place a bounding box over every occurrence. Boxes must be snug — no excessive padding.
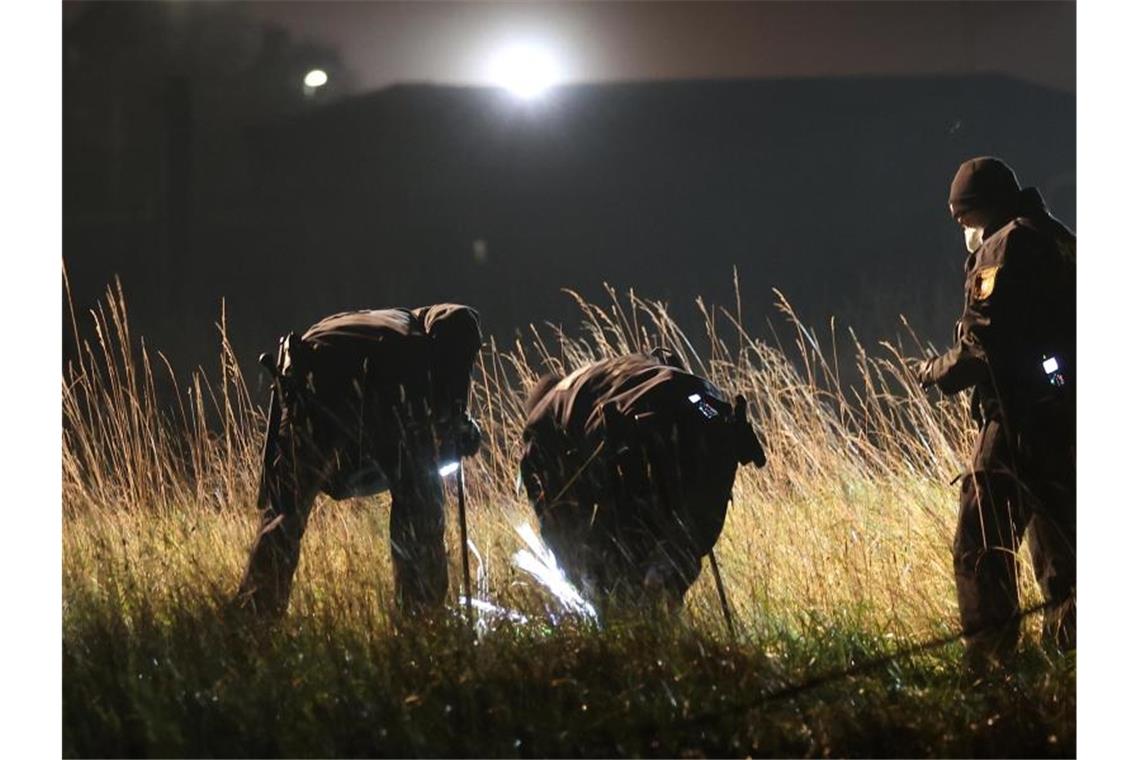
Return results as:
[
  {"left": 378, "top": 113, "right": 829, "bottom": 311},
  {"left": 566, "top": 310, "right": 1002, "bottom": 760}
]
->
[
  {"left": 235, "top": 304, "right": 483, "bottom": 617},
  {"left": 519, "top": 350, "right": 766, "bottom": 610},
  {"left": 911, "top": 157, "right": 1076, "bottom": 666}
]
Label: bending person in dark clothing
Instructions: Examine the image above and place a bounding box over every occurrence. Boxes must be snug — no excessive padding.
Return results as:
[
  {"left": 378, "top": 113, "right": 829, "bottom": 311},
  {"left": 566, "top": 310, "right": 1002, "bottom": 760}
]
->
[
  {"left": 519, "top": 350, "right": 766, "bottom": 610},
  {"left": 235, "top": 304, "right": 483, "bottom": 617}
]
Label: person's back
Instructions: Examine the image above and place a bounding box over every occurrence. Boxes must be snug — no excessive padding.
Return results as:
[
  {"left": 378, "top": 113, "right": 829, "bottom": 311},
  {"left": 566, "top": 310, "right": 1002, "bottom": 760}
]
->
[
  {"left": 520, "top": 352, "right": 765, "bottom": 607},
  {"left": 525, "top": 353, "right": 718, "bottom": 443}
]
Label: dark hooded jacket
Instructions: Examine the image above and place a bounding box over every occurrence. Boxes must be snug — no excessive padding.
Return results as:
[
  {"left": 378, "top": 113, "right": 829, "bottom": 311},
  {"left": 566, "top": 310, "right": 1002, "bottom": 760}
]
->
[
  {"left": 263, "top": 304, "right": 481, "bottom": 499},
  {"left": 519, "top": 352, "right": 764, "bottom": 593},
  {"left": 928, "top": 188, "right": 1076, "bottom": 424},
  {"left": 524, "top": 354, "right": 729, "bottom": 447},
  {"left": 298, "top": 304, "right": 481, "bottom": 418},
  {"left": 521, "top": 353, "right": 764, "bottom": 511}
]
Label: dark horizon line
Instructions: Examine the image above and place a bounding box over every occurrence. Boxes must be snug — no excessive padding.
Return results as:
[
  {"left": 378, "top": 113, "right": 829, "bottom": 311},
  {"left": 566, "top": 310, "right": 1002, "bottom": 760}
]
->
[{"left": 336, "top": 70, "right": 1076, "bottom": 100}]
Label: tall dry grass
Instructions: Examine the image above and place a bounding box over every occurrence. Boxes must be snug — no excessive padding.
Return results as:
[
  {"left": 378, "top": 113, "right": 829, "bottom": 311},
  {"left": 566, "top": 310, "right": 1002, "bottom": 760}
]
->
[
  {"left": 62, "top": 277, "right": 1077, "bottom": 757},
  {"left": 62, "top": 274, "right": 1026, "bottom": 643}
]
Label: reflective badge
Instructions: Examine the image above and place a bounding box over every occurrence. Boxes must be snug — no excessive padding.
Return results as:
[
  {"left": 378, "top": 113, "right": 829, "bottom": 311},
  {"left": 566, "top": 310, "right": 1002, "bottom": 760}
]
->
[{"left": 973, "top": 265, "right": 999, "bottom": 300}]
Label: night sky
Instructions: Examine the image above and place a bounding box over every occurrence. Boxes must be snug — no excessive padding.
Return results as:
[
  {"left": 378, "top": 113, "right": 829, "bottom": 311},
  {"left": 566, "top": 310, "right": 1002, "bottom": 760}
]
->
[{"left": 243, "top": 1, "right": 1075, "bottom": 94}]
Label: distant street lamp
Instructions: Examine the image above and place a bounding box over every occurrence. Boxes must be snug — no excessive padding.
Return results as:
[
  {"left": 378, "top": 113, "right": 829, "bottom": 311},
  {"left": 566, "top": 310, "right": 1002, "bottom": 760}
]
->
[{"left": 303, "top": 68, "right": 328, "bottom": 95}]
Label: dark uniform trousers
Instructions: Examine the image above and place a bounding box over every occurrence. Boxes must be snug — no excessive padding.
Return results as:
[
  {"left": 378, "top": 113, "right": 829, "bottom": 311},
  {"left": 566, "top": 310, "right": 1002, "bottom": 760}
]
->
[
  {"left": 237, "top": 367, "right": 449, "bottom": 618},
  {"left": 954, "top": 405, "right": 1076, "bottom": 658}
]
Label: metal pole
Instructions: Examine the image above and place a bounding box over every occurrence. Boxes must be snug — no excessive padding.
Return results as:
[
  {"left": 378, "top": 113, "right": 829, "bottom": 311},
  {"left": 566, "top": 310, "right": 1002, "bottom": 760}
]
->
[
  {"left": 708, "top": 548, "right": 735, "bottom": 639},
  {"left": 456, "top": 459, "right": 474, "bottom": 626}
]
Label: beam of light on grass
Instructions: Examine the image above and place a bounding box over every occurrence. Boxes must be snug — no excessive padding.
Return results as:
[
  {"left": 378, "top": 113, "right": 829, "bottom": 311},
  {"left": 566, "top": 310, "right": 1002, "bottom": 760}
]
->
[
  {"left": 512, "top": 523, "right": 598, "bottom": 623},
  {"left": 458, "top": 595, "right": 530, "bottom": 626},
  {"left": 457, "top": 538, "right": 531, "bottom": 634}
]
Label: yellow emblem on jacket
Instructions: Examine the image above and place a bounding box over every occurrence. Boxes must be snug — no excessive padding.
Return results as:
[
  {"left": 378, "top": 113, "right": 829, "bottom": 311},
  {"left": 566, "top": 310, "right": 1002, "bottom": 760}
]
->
[{"left": 973, "top": 265, "right": 999, "bottom": 300}]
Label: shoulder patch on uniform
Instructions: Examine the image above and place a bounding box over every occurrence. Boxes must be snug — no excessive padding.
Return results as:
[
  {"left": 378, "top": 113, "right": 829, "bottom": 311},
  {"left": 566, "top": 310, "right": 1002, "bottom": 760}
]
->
[{"left": 973, "top": 265, "right": 1000, "bottom": 300}]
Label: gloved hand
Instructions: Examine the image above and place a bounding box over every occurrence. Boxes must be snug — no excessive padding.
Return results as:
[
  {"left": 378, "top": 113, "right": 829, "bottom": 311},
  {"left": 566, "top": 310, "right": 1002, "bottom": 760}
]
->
[{"left": 906, "top": 357, "right": 936, "bottom": 390}]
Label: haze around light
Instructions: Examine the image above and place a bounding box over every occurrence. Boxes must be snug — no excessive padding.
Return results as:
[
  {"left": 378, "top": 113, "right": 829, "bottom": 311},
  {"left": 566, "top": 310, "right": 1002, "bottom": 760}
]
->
[
  {"left": 242, "top": 2, "right": 1075, "bottom": 96},
  {"left": 483, "top": 40, "right": 566, "bottom": 99}
]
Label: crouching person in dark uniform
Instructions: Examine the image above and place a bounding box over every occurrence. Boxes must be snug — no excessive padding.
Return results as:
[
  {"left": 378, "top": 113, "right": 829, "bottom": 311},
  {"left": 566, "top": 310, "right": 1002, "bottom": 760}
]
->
[
  {"left": 235, "top": 304, "right": 483, "bottom": 617},
  {"left": 519, "top": 350, "right": 766, "bottom": 610},
  {"left": 912, "top": 157, "right": 1076, "bottom": 667}
]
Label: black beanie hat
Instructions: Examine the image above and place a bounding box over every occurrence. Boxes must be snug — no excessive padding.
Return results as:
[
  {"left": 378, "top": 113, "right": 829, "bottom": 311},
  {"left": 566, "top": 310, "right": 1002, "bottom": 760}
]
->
[{"left": 947, "top": 156, "right": 1021, "bottom": 214}]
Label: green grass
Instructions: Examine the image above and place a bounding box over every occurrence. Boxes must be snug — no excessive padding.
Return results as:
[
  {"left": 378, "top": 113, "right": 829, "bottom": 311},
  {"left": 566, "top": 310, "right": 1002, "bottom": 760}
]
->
[
  {"left": 62, "top": 505, "right": 1075, "bottom": 758},
  {"left": 62, "top": 279, "right": 1075, "bottom": 757}
]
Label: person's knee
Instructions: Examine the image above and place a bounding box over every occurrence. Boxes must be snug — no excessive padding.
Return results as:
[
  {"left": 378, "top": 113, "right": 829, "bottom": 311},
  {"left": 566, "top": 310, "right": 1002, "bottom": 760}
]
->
[
  {"left": 236, "top": 544, "right": 299, "bottom": 618},
  {"left": 645, "top": 558, "right": 699, "bottom": 603},
  {"left": 389, "top": 479, "right": 449, "bottom": 607},
  {"left": 390, "top": 513, "right": 446, "bottom": 563},
  {"left": 392, "top": 547, "right": 448, "bottom": 610},
  {"left": 952, "top": 524, "right": 985, "bottom": 577},
  {"left": 953, "top": 475, "right": 1012, "bottom": 566},
  {"left": 1045, "top": 597, "right": 1077, "bottom": 651},
  {"left": 952, "top": 534, "right": 978, "bottom": 567},
  {"left": 1039, "top": 568, "right": 1075, "bottom": 607}
]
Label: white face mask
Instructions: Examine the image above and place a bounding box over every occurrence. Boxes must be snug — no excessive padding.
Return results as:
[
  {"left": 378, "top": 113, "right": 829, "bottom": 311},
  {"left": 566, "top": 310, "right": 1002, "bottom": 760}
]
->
[{"left": 963, "top": 226, "right": 985, "bottom": 253}]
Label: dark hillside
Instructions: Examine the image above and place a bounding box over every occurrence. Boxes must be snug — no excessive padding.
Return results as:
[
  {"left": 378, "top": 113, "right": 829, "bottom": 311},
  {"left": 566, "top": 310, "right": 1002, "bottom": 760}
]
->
[{"left": 65, "top": 65, "right": 1074, "bottom": 383}]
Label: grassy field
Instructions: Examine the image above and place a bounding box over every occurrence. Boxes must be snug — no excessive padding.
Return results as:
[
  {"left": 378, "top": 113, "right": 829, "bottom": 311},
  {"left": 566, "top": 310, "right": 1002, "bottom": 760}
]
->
[{"left": 62, "top": 280, "right": 1075, "bottom": 757}]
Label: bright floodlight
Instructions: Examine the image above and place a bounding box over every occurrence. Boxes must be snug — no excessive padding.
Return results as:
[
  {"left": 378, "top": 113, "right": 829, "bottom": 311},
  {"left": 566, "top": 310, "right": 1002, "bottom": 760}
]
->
[
  {"left": 304, "top": 69, "right": 328, "bottom": 88},
  {"left": 486, "top": 42, "right": 563, "bottom": 100},
  {"left": 439, "top": 461, "right": 460, "bottom": 477}
]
